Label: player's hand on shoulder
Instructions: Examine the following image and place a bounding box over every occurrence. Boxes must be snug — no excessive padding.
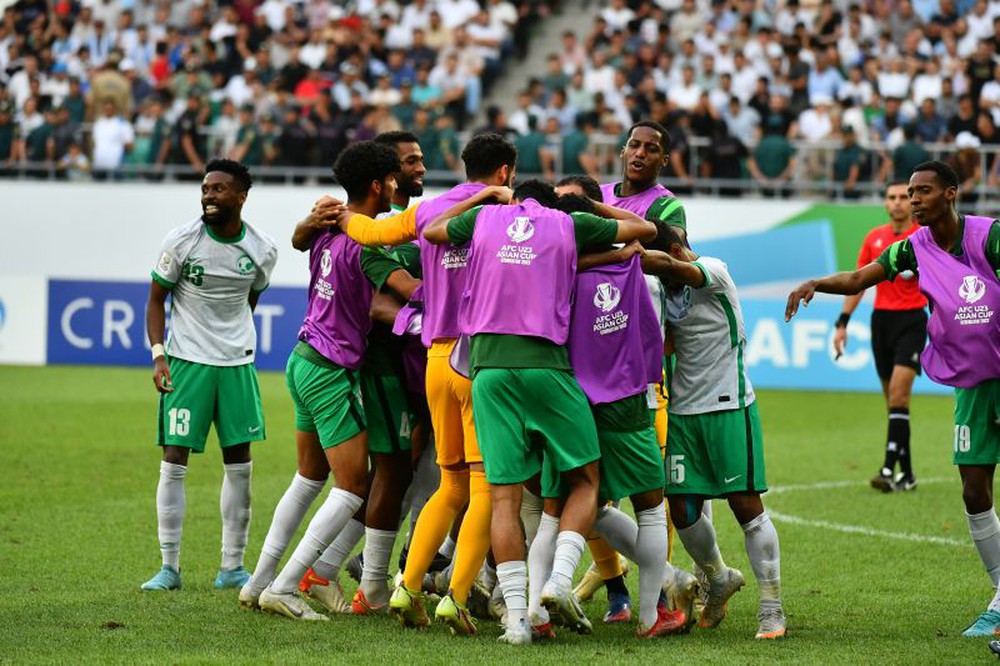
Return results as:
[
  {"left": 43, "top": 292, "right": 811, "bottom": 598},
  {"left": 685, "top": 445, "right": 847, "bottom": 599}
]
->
[
  {"left": 785, "top": 280, "right": 817, "bottom": 321},
  {"left": 618, "top": 239, "right": 646, "bottom": 262},
  {"left": 152, "top": 357, "right": 174, "bottom": 393},
  {"left": 309, "top": 196, "right": 347, "bottom": 229},
  {"left": 488, "top": 185, "right": 513, "bottom": 204}
]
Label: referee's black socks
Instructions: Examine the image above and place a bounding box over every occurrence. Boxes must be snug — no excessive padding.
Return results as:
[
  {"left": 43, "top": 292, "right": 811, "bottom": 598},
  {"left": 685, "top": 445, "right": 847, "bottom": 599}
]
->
[{"left": 887, "top": 407, "right": 911, "bottom": 477}]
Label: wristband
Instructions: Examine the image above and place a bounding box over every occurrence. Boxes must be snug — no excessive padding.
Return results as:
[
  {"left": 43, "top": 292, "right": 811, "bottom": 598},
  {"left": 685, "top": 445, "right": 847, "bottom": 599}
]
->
[
  {"left": 835, "top": 313, "right": 851, "bottom": 329},
  {"left": 151, "top": 343, "right": 166, "bottom": 361}
]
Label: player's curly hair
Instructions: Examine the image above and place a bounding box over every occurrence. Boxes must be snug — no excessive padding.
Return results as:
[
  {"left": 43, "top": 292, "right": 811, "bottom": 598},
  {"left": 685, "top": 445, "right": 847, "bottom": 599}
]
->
[
  {"left": 374, "top": 131, "right": 420, "bottom": 147},
  {"left": 462, "top": 133, "right": 518, "bottom": 181},
  {"left": 205, "top": 158, "right": 252, "bottom": 192},
  {"left": 333, "top": 141, "right": 401, "bottom": 202}
]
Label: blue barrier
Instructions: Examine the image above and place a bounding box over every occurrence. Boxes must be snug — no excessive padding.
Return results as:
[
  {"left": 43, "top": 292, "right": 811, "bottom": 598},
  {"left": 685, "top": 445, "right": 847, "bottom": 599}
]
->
[
  {"left": 740, "top": 298, "right": 949, "bottom": 395},
  {"left": 47, "top": 279, "right": 308, "bottom": 371}
]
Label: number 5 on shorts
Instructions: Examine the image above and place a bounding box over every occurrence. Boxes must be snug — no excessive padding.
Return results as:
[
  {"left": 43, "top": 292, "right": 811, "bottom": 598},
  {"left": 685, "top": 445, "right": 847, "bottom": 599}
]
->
[{"left": 668, "top": 454, "right": 685, "bottom": 484}]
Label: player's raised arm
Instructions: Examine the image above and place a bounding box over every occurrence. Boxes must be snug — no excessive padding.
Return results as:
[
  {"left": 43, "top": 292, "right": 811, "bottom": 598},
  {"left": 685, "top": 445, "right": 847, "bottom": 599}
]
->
[
  {"left": 291, "top": 195, "right": 347, "bottom": 251},
  {"left": 785, "top": 262, "right": 888, "bottom": 321},
  {"left": 337, "top": 203, "right": 420, "bottom": 247}
]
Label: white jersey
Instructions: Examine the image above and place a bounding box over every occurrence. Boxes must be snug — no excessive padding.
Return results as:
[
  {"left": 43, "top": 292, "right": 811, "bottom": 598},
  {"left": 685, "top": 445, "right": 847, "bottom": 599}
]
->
[
  {"left": 667, "top": 256, "right": 755, "bottom": 415},
  {"left": 152, "top": 218, "right": 278, "bottom": 366}
]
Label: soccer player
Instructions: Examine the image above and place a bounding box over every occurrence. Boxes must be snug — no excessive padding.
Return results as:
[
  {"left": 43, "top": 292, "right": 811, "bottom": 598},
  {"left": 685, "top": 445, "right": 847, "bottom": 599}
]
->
[
  {"left": 833, "top": 181, "right": 927, "bottom": 492},
  {"left": 787, "top": 161, "right": 1000, "bottom": 637},
  {"left": 239, "top": 141, "right": 413, "bottom": 620},
  {"left": 142, "top": 159, "right": 278, "bottom": 592},
  {"left": 331, "top": 134, "right": 519, "bottom": 635},
  {"left": 298, "top": 131, "right": 433, "bottom": 614},
  {"left": 422, "top": 179, "right": 657, "bottom": 644},
  {"left": 647, "top": 223, "right": 786, "bottom": 640}
]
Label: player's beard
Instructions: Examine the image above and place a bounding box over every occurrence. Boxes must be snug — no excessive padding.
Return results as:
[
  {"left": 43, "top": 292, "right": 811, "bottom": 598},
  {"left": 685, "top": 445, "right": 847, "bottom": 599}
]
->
[
  {"left": 398, "top": 179, "right": 424, "bottom": 198},
  {"left": 202, "top": 204, "right": 235, "bottom": 226}
]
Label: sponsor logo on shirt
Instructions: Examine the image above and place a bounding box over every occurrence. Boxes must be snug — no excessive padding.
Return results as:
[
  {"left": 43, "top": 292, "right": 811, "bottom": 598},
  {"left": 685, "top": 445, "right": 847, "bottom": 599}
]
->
[
  {"left": 237, "top": 254, "right": 255, "bottom": 275},
  {"left": 506, "top": 216, "right": 534, "bottom": 243},
  {"left": 955, "top": 275, "right": 993, "bottom": 326}
]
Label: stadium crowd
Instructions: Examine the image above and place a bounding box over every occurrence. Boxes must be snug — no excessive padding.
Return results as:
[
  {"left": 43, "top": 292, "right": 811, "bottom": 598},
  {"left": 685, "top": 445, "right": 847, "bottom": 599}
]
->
[
  {"left": 0, "top": 0, "right": 541, "bottom": 178},
  {"left": 1, "top": 0, "right": 1000, "bottom": 196}
]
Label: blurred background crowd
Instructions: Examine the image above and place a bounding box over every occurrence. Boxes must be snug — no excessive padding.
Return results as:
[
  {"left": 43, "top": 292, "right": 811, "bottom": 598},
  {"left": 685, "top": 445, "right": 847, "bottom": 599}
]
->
[{"left": 1, "top": 0, "right": 999, "bottom": 201}]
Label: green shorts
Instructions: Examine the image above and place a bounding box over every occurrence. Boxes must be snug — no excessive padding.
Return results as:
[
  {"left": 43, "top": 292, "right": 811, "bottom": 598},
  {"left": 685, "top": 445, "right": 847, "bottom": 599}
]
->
[
  {"left": 286, "top": 342, "right": 366, "bottom": 449},
  {"left": 472, "top": 367, "right": 600, "bottom": 492},
  {"left": 593, "top": 394, "right": 664, "bottom": 502},
  {"left": 665, "top": 401, "right": 767, "bottom": 498},
  {"left": 157, "top": 357, "right": 265, "bottom": 451},
  {"left": 360, "top": 370, "right": 414, "bottom": 455},
  {"left": 953, "top": 379, "right": 1000, "bottom": 465}
]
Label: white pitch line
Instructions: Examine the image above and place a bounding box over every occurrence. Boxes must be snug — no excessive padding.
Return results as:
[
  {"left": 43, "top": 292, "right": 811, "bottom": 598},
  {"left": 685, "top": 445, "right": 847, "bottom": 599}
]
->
[
  {"left": 769, "top": 477, "right": 950, "bottom": 495},
  {"left": 768, "top": 510, "right": 969, "bottom": 547}
]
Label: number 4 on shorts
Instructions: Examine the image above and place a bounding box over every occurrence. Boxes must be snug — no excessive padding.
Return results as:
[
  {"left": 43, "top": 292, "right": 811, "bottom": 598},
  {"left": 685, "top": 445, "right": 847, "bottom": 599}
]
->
[{"left": 668, "top": 454, "right": 685, "bottom": 484}]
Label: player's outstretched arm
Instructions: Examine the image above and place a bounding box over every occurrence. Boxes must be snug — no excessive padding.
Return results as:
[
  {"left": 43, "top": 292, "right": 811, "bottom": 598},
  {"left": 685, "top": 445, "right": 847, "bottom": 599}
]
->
[
  {"left": 785, "top": 262, "right": 887, "bottom": 321},
  {"left": 146, "top": 281, "right": 173, "bottom": 394},
  {"left": 291, "top": 196, "right": 347, "bottom": 251},
  {"left": 641, "top": 249, "right": 705, "bottom": 287}
]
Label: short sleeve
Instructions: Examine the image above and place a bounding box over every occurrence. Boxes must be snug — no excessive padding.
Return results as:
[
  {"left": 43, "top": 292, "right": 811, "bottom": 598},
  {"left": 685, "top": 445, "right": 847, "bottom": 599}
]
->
[
  {"left": 646, "top": 195, "right": 686, "bottom": 230},
  {"left": 446, "top": 205, "right": 483, "bottom": 244},
  {"left": 570, "top": 211, "right": 618, "bottom": 252},
  {"left": 875, "top": 239, "right": 916, "bottom": 281},
  {"left": 252, "top": 245, "right": 277, "bottom": 293},
  {"left": 151, "top": 229, "right": 184, "bottom": 289},
  {"left": 856, "top": 231, "right": 873, "bottom": 269},
  {"left": 360, "top": 246, "right": 407, "bottom": 291},
  {"left": 691, "top": 257, "right": 729, "bottom": 292}
]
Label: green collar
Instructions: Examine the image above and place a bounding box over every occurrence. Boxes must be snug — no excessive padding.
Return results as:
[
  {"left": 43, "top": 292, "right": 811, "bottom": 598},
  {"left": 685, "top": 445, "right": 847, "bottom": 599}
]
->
[{"left": 205, "top": 220, "right": 246, "bottom": 244}]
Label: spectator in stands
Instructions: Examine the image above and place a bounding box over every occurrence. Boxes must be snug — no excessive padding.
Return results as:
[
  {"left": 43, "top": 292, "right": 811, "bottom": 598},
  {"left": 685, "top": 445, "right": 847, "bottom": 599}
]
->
[
  {"left": 670, "top": 0, "right": 704, "bottom": 44},
  {"left": 91, "top": 98, "right": 134, "bottom": 179},
  {"left": 411, "top": 64, "right": 442, "bottom": 109},
  {"left": 671, "top": 64, "right": 701, "bottom": 112},
  {"left": 884, "top": 123, "right": 932, "bottom": 182},
  {"left": 515, "top": 115, "right": 554, "bottom": 179},
  {"left": 704, "top": 120, "right": 748, "bottom": 197},
  {"left": 747, "top": 126, "right": 797, "bottom": 198},
  {"left": 50, "top": 105, "right": 80, "bottom": 163},
  {"left": 0, "top": 100, "right": 15, "bottom": 171},
  {"left": 967, "top": 39, "right": 995, "bottom": 104},
  {"left": 429, "top": 52, "right": 469, "bottom": 129},
  {"left": 211, "top": 98, "right": 240, "bottom": 158},
  {"left": 473, "top": 104, "right": 518, "bottom": 141},
  {"left": 947, "top": 94, "right": 978, "bottom": 140},
  {"left": 424, "top": 10, "right": 452, "bottom": 51},
  {"left": 979, "top": 63, "right": 1000, "bottom": 127},
  {"left": 872, "top": 96, "right": 909, "bottom": 143},
  {"left": 545, "top": 88, "right": 577, "bottom": 135},
  {"left": 509, "top": 89, "right": 544, "bottom": 136},
  {"left": 889, "top": 0, "right": 923, "bottom": 44},
  {"left": 723, "top": 95, "right": 760, "bottom": 146},
  {"left": 833, "top": 125, "right": 870, "bottom": 199},
  {"left": 331, "top": 62, "right": 369, "bottom": 112},
  {"left": 559, "top": 30, "right": 586, "bottom": 74},
  {"left": 543, "top": 53, "right": 570, "bottom": 94},
  {"left": 24, "top": 106, "right": 56, "bottom": 168},
  {"left": 949, "top": 131, "right": 983, "bottom": 203},
  {"left": 135, "top": 97, "right": 171, "bottom": 168},
  {"left": 583, "top": 49, "right": 616, "bottom": 97},
  {"left": 57, "top": 140, "right": 91, "bottom": 181},
  {"left": 914, "top": 98, "right": 947, "bottom": 143},
  {"left": 808, "top": 50, "right": 844, "bottom": 100},
  {"left": 170, "top": 89, "right": 207, "bottom": 177}
]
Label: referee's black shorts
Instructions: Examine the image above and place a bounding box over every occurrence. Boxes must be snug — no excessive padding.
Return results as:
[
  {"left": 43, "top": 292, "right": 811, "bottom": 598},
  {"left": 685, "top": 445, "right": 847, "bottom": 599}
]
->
[{"left": 870, "top": 308, "right": 928, "bottom": 381}]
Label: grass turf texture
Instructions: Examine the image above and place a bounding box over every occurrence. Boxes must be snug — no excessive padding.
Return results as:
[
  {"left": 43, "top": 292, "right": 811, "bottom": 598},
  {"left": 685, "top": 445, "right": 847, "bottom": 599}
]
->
[{"left": 0, "top": 365, "right": 991, "bottom": 664}]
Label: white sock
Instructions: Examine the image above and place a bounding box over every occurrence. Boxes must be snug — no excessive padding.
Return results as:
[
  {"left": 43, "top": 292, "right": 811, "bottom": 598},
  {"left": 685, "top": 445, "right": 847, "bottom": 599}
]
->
[
  {"left": 742, "top": 512, "right": 782, "bottom": 608},
  {"left": 497, "top": 560, "right": 529, "bottom": 633},
  {"left": 313, "top": 518, "right": 365, "bottom": 580},
  {"left": 360, "top": 528, "right": 397, "bottom": 604},
  {"left": 220, "top": 462, "right": 252, "bottom": 570},
  {"left": 520, "top": 487, "right": 544, "bottom": 545},
  {"left": 439, "top": 534, "right": 457, "bottom": 559},
  {"left": 548, "top": 531, "right": 586, "bottom": 590},
  {"left": 636, "top": 504, "right": 669, "bottom": 628},
  {"left": 407, "top": 442, "right": 440, "bottom": 543},
  {"left": 247, "top": 473, "right": 325, "bottom": 590},
  {"left": 527, "top": 512, "right": 559, "bottom": 624},
  {"left": 968, "top": 508, "right": 1000, "bottom": 587},
  {"left": 156, "top": 461, "right": 187, "bottom": 571},
  {"left": 270, "top": 487, "right": 364, "bottom": 594},
  {"left": 677, "top": 515, "right": 727, "bottom": 583},
  {"left": 594, "top": 505, "right": 639, "bottom": 560}
]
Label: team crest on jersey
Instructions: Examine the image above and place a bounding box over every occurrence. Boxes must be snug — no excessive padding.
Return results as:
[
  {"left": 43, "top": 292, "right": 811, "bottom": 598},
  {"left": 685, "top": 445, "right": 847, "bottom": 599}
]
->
[
  {"left": 320, "top": 249, "right": 333, "bottom": 277},
  {"left": 959, "top": 275, "right": 986, "bottom": 304},
  {"left": 594, "top": 282, "right": 621, "bottom": 312},
  {"left": 236, "top": 254, "right": 254, "bottom": 275},
  {"left": 506, "top": 216, "right": 535, "bottom": 243}
]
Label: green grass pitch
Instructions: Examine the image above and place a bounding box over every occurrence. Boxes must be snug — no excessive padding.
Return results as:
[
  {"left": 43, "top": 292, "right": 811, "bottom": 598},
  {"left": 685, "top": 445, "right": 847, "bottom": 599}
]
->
[{"left": 0, "top": 365, "right": 992, "bottom": 664}]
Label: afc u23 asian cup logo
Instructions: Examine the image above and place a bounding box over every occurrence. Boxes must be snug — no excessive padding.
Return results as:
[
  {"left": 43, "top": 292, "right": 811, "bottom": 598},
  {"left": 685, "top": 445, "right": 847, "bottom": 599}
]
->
[
  {"left": 506, "top": 216, "right": 535, "bottom": 243},
  {"left": 594, "top": 282, "right": 621, "bottom": 312},
  {"left": 959, "top": 275, "right": 986, "bottom": 304},
  {"left": 320, "top": 249, "right": 333, "bottom": 277}
]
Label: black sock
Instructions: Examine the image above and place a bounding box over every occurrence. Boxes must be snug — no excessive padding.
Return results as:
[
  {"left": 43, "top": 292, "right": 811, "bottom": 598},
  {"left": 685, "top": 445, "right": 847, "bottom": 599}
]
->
[
  {"left": 605, "top": 574, "right": 628, "bottom": 596},
  {"left": 890, "top": 407, "right": 912, "bottom": 476}
]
